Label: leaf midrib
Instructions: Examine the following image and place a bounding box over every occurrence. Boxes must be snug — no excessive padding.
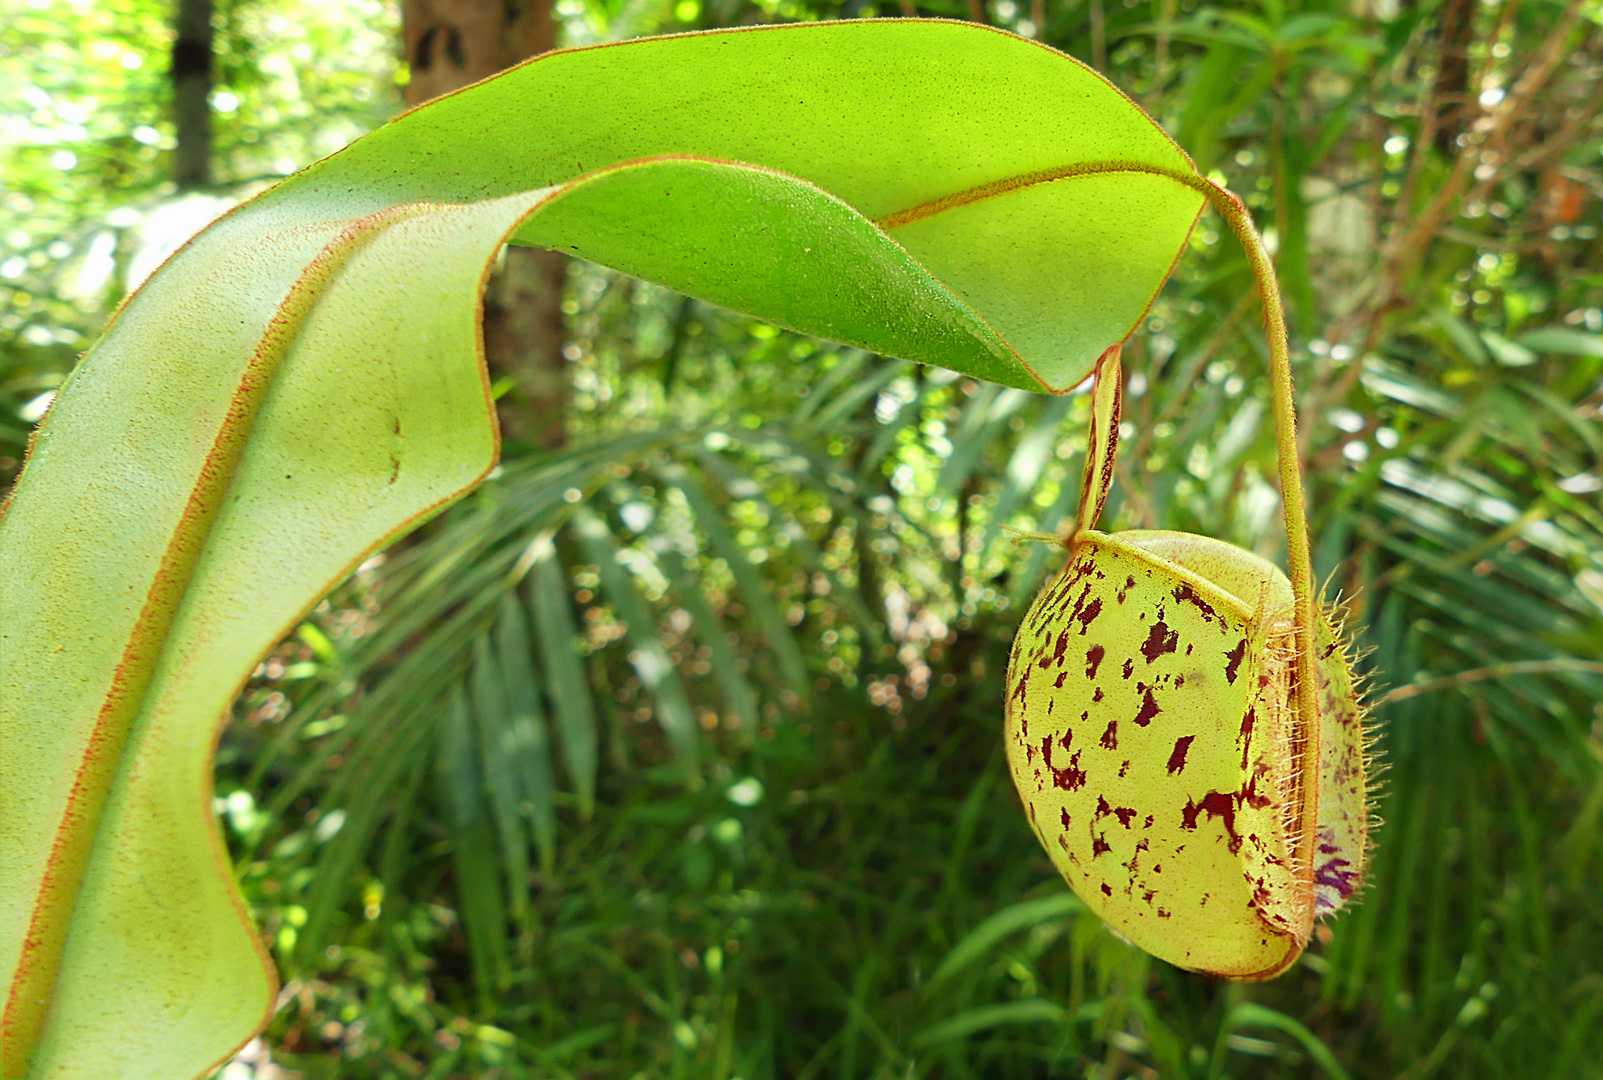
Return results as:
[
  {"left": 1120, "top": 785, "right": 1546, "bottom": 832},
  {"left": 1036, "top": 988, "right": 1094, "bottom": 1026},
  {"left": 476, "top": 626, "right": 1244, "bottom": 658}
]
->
[
  {"left": 3, "top": 149, "right": 1209, "bottom": 1069},
  {"left": 0, "top": 203, "right": 433, "bottom": 1073},
  {"left": 875, "top": 159, "right": 1209, "bottom": 231}
]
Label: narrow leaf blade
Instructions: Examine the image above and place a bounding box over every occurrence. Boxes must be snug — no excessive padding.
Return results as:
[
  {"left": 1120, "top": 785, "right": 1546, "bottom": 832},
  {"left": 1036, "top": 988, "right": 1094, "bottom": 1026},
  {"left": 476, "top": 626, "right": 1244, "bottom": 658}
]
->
[{"left": 529, "top": 541, "right": 600, "bottom": 818}]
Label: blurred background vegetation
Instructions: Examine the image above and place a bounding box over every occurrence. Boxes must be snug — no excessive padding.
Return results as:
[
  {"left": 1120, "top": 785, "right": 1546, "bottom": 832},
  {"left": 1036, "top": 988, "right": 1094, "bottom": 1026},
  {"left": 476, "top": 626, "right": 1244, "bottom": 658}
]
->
[{"left": 5, "top": 0, "right": 1603, "bottom": 1076}]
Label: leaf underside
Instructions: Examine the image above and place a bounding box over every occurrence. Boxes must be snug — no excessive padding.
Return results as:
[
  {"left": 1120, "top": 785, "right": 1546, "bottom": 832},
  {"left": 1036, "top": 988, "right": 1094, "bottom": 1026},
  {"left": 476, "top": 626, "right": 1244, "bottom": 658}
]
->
[{"left": 0, "top": 21, "right": 1203, "bottom": 1078}]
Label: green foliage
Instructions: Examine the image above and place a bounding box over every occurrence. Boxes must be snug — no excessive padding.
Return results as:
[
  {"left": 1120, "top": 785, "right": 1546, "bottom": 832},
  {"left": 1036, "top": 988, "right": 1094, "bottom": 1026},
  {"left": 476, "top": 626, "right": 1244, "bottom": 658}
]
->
[
  {"left": 235, "top": 259, "right": 1600, "bottom": 1077},
  {"left": 0, "top": 0, "right": 400, "bottom": 487},
  {"left": 0, "top": 19, "right": 1224, "bottom": 1077},
  {"left": 4, "top": 0, "right": 1603, "bottom": 1076}
]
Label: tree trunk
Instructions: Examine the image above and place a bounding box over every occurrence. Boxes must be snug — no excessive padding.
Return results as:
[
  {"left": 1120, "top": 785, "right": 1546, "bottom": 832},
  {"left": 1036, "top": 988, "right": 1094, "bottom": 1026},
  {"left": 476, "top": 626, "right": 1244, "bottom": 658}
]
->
[
  {"left": 1430, "top": 0, "right": 1476, "bottom": 156},
  {"left": 402, "top": 0, "right": 568, "bottom": 449},
  {"left": 172, "top": 0, "right": 213, "bottom": 189}
]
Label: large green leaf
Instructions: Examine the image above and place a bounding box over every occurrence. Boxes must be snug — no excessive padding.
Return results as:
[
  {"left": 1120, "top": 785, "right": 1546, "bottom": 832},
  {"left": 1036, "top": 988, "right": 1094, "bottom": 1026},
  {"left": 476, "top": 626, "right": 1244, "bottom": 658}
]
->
[{"left": 0, "top": 21, "right": 1204, "bottom": 1078}]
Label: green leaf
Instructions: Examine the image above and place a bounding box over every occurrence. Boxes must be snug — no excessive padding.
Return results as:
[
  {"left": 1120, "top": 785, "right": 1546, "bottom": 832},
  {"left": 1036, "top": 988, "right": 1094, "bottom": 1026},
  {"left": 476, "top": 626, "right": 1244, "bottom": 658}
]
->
[
  {"left": 494, "top": 592, "right": 558, "bottom": 876},
  {"left": 795, "top": 355, "right": 902, "bottom": 439},
  {"left": 912, "top": 1000, "right": 1070, "bottom": 1047},
  {"left": 938, "top": 384, "right": 1032, "bottom": 494},
  {"left": 452, "top": 819, "right": 512, "bottom": 1005},
  {"left": 1482, "top": 329, "right": 1537, "bottom": 368},
  {"left": 664, "top": 460, "right": 811, "bottom": 694},
  {"left": 692, "top": 443, "right": 883, "bottom": 650},
  {"left": 296, "top": 702, "right": 435, "bottom": 967},
  {"left": 924, "top": 891, "right": 1081, "bottom": 993},
  {"left": 1431, "top": 309, "right": 1491, "bottom": 366},
  {"left": 438, "top": 684, "right": 510, "bottom": 1002},
  {"left": 1008, "top": 467, "right": 1085, "bottom": 610},
  {"left": 1, "top": 196, "right": 521, "bottom": 1080},
  {"left": 1225, "top": 1003, "right": 1352, "bottom": 1080},
  {"left": 529, "top": 537, "right": 600, "bottom": 819},
  {"left": 440, "top": 684, "right": 484, "bottom": 833},
  {"left": 571, "top": 506, "right": 699, "bottom": 765},
  {"left": 1517, "top": 326, "right": 1603, "bottom": 359},
  {"left": 471, "top": 636, "right": 531, "bottom": 920},
  {"left": 656, "top": 547, "right": 760, "bottom": 733},
  {"left": 979, "top": 396, "right": 1074, "bottom": 563},
  {"left": 0, "top": 22, "right": 1204, "bottom": 1075}
]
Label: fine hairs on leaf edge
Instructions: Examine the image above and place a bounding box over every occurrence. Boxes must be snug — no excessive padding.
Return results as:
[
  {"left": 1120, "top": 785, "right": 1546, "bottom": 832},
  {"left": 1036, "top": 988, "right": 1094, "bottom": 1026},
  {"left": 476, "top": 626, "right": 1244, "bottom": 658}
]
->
[
  {"left": 1318, "top": 588, "right": 1384, "bottom": 893},
  {"left": 1243, "top": 583, "right": 1376, "bottom": 927}
]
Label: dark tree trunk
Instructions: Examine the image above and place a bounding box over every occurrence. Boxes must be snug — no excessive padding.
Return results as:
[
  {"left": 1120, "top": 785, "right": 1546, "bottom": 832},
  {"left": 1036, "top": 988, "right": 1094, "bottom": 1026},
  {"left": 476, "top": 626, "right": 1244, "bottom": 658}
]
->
[
  {"left": 1431, "top": 0, "right": 1477, "bottom": 156},
  {"left": 173, "top": 0, "right": 213, "bottom": 189},
  {"left": 402, "top": 0, "right": 568, "bottom": 449}
]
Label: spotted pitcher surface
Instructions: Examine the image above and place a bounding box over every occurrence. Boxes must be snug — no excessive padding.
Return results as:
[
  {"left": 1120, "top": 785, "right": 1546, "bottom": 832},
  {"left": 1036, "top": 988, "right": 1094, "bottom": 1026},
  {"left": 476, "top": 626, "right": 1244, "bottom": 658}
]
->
[
  {"left": 1006, "top": 530, "right": 1370, "bottom": 978},
  {"left": 1003, "top": 348, "right": 1371, "bottom": 979}
]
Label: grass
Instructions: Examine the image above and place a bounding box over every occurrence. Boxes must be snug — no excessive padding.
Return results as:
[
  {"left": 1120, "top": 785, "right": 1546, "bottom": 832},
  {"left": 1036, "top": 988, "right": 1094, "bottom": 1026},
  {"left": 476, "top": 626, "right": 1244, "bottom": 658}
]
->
[{"left": 233, "top": 589, "right": 1603, "bottom": 1078}]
